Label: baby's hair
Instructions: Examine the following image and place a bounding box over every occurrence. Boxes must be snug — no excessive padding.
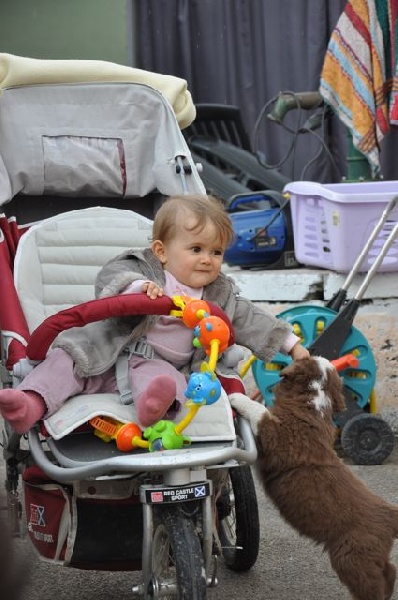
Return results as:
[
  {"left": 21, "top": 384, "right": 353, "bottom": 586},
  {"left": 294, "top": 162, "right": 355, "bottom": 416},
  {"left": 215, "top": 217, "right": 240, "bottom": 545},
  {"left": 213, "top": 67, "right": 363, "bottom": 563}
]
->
[{"left": 152, "top": 194, "right": 235, "bottom": 248}]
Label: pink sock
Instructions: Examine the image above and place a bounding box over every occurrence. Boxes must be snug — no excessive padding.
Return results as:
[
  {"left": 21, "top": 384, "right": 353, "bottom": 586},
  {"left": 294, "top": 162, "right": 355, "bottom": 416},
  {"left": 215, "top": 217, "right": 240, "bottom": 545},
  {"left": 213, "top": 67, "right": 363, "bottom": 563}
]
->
[
  {"left": 136, "top": 376, "right": 177, "bottom": 427},
  {"left": 0, "top": 389, "right": 46, "bottom": 434}
]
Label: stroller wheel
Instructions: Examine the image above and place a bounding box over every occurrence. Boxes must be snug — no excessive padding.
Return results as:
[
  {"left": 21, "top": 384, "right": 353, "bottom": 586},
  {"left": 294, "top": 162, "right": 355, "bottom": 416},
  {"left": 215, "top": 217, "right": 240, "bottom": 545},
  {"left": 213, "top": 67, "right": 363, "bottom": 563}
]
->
[
  {"left": 340, "top": 413, "right": 395, "bottom": 465},
  {"left": 217, "top": 464, "right": 259, "bottom": 572},
  {"left": 150, "top": 506, "right": 206, "bottom": 599}
]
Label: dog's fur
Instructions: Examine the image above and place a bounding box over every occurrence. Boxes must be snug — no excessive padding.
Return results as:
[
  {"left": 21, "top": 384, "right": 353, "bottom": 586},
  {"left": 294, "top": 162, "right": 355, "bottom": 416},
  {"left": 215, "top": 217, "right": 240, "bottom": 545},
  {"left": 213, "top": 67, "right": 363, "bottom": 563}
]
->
[{"left": 230, "top": 356, "right": 398, "bottom": 600}]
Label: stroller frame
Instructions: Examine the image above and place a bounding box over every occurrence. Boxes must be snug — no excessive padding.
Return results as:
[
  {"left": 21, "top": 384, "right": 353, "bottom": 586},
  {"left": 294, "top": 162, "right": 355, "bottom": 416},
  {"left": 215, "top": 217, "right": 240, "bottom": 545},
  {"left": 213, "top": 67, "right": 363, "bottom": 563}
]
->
[
  {"left": 1, "top": 210, "right": 259, "bottom": 598},
  {"left": 0, "top": 62, "right": 259, "bottom": 599}
]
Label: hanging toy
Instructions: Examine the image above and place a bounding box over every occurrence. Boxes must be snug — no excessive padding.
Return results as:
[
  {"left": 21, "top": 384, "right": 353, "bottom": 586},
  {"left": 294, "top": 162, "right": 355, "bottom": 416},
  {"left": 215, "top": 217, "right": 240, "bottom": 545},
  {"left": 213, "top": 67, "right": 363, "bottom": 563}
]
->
[
  {"left": 170, "top": 295, "right": 211, "bottom": 328},
  {"left": 193, "top": 315, "right": 230, "bottom": 372},
  {"left": 184, "top": 369, "right": 221, "bottom": 406},
  {"left": 89, "top": 416, "right": 145, "bottom": 452},
  {"left": 142, "top": 419, "right": 191, "bottom": 452},
  {"left": 90, "top": 296, "right": 230, "bottom": 452}
]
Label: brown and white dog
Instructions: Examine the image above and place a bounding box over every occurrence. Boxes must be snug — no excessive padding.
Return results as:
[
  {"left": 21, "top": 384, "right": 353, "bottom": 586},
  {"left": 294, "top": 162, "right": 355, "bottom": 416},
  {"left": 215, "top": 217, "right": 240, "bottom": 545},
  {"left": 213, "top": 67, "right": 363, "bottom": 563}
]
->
[{"left": 230, "top": 356, "right": 398, "bottom": 600}]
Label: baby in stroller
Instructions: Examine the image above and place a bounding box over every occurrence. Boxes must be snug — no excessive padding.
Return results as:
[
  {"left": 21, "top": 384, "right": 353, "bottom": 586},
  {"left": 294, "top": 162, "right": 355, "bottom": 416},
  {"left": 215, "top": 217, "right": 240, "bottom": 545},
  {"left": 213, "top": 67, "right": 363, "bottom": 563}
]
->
[{"left": 0, "top": 193, "right": 309, "bottom": 435}]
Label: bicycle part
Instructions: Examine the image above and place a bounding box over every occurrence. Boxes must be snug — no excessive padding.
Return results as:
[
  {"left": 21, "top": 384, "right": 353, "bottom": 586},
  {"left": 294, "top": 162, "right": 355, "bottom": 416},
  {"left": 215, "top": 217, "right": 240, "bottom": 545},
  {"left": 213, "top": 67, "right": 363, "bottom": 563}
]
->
[
  {"left": 2, "top": 424, "right": 29, "bottom": 536},
  {"left": 217, "top": 464, "right": 259, "bottom": 572},
  {"left": 340, "top": 413, "right": 394, "bottom": 465},
  {"left": 148, "top": 506, "right": 207, "bottom": 599}
]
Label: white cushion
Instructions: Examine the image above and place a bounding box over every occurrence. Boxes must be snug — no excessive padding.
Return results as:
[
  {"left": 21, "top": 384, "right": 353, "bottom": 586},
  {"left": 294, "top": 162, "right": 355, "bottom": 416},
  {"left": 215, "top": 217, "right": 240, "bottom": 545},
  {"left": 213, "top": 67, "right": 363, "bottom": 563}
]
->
[{"left": 14, "top": 206, "right": 152, "bottom": 332}]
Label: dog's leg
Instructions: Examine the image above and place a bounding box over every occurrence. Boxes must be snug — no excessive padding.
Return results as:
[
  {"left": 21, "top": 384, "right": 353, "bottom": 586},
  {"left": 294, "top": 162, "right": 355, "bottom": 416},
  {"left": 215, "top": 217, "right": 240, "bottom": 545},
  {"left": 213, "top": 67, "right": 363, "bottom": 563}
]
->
[
  {"left": 229, "top": 392, "right": 270, "bottom": 435},
  {"left": 330, "top": 546, "right": 386, "bottom": 600},
  {"left": 383, "top": 562, "right": 396, "bottom": 600}
]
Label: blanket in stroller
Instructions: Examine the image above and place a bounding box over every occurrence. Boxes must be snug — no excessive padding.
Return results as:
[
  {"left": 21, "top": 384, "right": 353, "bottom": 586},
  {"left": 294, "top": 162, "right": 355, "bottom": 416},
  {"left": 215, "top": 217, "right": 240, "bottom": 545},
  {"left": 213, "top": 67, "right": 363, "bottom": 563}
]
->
[{"left": 0, "top": 53, "right": 195, "bottom": 129}]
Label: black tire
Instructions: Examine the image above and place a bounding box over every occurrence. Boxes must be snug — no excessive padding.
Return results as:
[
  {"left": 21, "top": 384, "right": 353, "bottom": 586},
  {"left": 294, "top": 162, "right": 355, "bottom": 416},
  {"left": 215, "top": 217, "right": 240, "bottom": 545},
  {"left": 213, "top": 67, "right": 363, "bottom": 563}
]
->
[
  {"left": 149, "top": 506, "right": 207, "bottom": 599},
  {"left": 217, "top": 465, "right": 260, "bottom": 571},
  {"left": 340, "top": 413, "right": 395, "bottom": 465}
]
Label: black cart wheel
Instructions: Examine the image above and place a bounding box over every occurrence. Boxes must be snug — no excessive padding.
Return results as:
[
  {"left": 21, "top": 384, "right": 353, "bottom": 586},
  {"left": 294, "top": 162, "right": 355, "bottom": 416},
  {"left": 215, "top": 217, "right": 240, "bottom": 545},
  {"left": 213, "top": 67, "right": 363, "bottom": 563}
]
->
[
  {"left": 340, "top": 413, "right": 395, "bottom": 465},
  {"left": 149, "top": 507, "right": 207, "bottom": 599},
  {"left": 217, "top": 464, "right": 260, "bottom": 572}
]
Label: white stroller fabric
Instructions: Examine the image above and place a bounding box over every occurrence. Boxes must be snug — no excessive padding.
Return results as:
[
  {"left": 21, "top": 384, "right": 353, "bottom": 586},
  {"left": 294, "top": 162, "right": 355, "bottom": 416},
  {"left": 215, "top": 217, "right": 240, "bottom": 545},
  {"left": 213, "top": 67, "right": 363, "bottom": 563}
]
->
[
  {"left": 14, "top": 207, "right": 236, "bottom": 442},
  {"left": 0, "top": 82, "right": 205, "bottom": 205},
  {"left": 14, "top": 207, "right": 153, "bottom": 332},
  {"left": 0, "top": 53, "right": 195, "bottom": 129}
]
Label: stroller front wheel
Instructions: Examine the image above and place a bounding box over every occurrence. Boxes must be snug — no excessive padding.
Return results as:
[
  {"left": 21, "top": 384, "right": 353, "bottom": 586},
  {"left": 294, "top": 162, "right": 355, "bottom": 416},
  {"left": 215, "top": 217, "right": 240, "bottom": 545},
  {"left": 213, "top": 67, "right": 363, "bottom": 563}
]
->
[{"left": 148, "top": 506, "right": 207, "bottom": 599}]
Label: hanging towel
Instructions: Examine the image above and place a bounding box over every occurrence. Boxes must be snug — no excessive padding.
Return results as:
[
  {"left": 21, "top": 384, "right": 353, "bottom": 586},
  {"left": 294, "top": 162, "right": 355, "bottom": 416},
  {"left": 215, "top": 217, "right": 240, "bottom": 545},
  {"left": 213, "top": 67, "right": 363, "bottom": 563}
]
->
[{"left": 320, "top": 0, "right": 398, "bottom": 177}]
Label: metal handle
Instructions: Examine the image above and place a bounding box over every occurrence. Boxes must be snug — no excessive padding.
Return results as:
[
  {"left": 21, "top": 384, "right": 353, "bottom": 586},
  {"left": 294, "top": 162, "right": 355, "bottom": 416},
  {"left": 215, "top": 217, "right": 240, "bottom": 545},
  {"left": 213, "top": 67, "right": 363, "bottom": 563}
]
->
[
  {"left": 354, "top": 219, "right": 398, "bottom": 301},
  {"left": 341, "top": 195, "right": 398, "bottom": 293}
]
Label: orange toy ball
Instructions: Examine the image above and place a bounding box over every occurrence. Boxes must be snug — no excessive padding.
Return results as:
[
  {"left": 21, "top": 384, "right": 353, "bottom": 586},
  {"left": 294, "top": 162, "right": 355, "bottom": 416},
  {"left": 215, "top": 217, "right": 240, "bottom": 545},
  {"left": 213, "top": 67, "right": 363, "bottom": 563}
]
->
[
  {"left": 116, "top": 422, "right": 142, "bottom": 452},
  {"left": 182, "top": 299, "right": 210, "bottom": 328},
  {"left": 197, "top": 316, "right": 230, "bottom": 353}
]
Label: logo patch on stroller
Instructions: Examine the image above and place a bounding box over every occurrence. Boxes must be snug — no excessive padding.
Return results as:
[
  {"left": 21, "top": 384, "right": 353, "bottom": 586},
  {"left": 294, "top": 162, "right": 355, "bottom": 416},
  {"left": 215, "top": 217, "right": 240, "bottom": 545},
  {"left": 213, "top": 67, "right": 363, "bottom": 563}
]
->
[
  {"left": 144, "top": 482, "right": 211, "bottom": 504},
  {"left": 23, "top": 474, "right": 70, "bottom": 561},
  {"left": 29, "top": 503, "right": 46, "bottom": 526}
]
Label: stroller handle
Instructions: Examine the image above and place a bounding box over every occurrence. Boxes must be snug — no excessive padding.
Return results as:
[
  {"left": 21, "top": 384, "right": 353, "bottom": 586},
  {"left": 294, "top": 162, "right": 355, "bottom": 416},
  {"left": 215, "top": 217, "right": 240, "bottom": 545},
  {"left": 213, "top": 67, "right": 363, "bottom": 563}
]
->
[{"left": 26, "top": 293, "right": 236, "bottom": 361}]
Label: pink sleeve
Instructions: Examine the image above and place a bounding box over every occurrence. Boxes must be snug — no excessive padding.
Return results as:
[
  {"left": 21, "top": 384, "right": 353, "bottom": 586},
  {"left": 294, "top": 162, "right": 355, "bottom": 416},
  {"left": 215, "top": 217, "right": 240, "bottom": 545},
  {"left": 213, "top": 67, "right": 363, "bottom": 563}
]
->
[
  {"left": 122, "top": 280, "right": 148, "bottom": 294},
  {"left": 280, "top": 332, "right": 301, "bottom": 354}
]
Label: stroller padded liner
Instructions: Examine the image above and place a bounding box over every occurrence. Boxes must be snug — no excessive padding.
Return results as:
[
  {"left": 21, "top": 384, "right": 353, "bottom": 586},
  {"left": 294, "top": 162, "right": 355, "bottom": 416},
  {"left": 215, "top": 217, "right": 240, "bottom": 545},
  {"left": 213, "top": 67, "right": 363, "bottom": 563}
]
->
[
  {"left": 14, "top": 206, "right": 153, "bottom": 332},
  {"left": 14, "top": 206, "right": 236, "bottom": 444},
  {"left": 43, "top": 389, "right": 236, "bottom": 442}
]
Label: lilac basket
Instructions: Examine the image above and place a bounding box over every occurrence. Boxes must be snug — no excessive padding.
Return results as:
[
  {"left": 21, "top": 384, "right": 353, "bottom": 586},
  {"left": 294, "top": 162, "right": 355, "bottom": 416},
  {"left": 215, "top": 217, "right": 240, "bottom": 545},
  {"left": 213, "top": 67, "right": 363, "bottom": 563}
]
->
[{"left": 285, "top": 181, "right": 398, "bottom": 272}]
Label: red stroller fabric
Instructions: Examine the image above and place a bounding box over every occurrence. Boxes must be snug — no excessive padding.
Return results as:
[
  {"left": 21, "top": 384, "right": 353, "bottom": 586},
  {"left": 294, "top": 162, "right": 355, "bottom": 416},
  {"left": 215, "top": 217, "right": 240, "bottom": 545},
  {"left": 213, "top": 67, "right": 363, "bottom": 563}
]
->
[{"left": 0, "top": 215, "right": 30, "bottom": 367}]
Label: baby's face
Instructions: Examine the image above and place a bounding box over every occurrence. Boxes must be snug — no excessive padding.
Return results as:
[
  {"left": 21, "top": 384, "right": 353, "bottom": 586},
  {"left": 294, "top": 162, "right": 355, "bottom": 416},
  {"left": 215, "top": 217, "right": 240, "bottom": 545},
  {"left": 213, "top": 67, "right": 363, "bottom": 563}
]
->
[{"left": 156, "top": 216, "right": 225, "bottom": 289}]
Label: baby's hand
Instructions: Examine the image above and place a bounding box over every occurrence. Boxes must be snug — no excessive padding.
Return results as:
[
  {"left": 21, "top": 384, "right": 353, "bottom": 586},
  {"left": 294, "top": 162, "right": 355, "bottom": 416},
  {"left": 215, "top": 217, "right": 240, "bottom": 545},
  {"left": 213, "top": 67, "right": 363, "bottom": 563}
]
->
[
  {"left": 289, "top": 342, "right": 310, "bottom": 361},
  {"left": 142, "top": 280, "right": 164, "bottom": 299}
]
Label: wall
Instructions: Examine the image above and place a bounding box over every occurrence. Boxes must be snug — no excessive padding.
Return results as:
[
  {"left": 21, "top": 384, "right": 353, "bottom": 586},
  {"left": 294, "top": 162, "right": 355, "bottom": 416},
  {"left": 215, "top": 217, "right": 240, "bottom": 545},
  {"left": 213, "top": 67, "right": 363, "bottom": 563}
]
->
[{"left": 0, "top": 0, "right": 135, "bottom": 65}]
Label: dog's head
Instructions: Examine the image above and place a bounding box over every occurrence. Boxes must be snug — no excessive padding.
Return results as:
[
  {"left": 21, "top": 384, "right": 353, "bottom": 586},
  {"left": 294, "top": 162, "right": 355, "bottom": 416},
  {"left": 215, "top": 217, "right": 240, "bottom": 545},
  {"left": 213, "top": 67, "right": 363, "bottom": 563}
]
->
[{"left": 276, "top": 356, "right": 346, "bottom": 416}]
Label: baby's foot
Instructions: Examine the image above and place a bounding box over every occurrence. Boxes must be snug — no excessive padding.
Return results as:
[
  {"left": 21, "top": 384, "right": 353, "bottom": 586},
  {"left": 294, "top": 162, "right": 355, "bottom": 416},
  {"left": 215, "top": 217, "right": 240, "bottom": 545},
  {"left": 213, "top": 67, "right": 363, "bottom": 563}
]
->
[
  {"left": 136, "top": 376, "right": 177, "bottom": 427},
  {"left": 0, "top": 389, "right": 46, "bottom": 434}
]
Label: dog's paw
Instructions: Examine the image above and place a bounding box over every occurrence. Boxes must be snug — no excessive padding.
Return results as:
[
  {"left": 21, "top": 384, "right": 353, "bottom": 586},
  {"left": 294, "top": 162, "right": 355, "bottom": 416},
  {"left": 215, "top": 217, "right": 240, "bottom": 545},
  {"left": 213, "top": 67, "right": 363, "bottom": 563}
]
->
[{"left": 229, "top": 392, "right": 269, "bottom": 435}]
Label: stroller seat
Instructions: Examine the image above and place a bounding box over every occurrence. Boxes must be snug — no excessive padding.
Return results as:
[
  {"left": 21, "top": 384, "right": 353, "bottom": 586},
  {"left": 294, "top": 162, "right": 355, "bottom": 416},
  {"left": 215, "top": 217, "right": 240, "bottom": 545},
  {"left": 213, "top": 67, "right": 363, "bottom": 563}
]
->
[{"left": 9, "top": 206, "right": 249, "bottom": 481}]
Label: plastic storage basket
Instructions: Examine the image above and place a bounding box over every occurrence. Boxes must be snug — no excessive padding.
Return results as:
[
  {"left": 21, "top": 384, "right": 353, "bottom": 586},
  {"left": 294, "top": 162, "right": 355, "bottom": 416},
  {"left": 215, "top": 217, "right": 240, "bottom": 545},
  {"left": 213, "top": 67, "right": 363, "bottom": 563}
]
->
[{"left": 285, "top": 180, "right": 398, "bottom": 272}]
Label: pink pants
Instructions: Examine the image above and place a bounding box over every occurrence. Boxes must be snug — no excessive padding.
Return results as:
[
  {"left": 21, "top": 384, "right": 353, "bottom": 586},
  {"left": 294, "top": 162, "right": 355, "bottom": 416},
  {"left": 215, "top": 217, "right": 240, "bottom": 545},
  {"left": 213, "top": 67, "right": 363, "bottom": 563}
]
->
[{"left": 18, "top": 348, "right": 188, "bottom": 418}]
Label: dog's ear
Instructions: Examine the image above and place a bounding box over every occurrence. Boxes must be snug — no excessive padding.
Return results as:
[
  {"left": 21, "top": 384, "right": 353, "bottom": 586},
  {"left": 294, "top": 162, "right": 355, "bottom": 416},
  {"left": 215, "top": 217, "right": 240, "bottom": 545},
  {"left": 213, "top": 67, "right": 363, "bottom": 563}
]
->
[
  {"left": 279, "top": 358, "right": 312, "bottom": 378},
  {"left": 279, "top": 358, "right": 315, "bottom": 387},
  {"left": 279, "top": 362, "right": 296, "bottom": 380},
  {"left": 334, "top": 391, "right": 346, "bottom": 413},
  {"left": 327, "top": 369, "right": 346, "bottom": 413},
  {"left": 331, "top": 371, "right": 347, "bottom": 412}
]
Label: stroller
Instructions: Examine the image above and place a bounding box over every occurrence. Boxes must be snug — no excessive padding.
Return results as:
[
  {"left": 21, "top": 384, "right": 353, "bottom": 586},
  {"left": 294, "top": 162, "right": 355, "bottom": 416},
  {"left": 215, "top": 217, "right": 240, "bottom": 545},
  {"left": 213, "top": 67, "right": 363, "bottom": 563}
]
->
[{"left": 0, "top": 55, "right": 259, "bottom": 599}]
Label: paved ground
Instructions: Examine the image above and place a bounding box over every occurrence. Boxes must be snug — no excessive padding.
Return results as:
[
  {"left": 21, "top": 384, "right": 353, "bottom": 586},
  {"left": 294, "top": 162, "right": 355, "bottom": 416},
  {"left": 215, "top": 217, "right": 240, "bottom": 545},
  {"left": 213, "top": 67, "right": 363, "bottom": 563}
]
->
[{"left": 2, "top": 424, "right": 398, "bottom": 599}]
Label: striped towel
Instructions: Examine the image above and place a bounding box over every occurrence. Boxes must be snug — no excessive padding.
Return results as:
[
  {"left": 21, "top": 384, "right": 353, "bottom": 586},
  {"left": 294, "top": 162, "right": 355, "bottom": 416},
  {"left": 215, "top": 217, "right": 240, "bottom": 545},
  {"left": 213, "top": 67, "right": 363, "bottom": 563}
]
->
[{"left": 320, "top": 0, "right": 398, "bottom": 177}]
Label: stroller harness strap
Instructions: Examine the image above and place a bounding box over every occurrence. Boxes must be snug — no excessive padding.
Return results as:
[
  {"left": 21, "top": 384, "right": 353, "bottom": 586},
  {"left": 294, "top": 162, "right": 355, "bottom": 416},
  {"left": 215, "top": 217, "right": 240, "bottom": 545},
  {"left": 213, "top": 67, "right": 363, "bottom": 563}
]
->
[{"left": 116, "top": 338, "right": 155, "bottom": 405}]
